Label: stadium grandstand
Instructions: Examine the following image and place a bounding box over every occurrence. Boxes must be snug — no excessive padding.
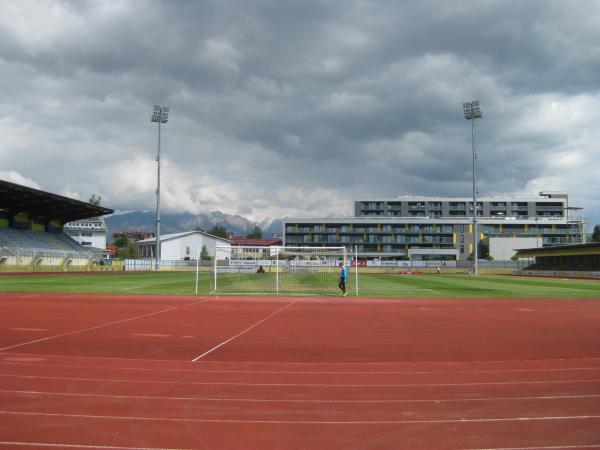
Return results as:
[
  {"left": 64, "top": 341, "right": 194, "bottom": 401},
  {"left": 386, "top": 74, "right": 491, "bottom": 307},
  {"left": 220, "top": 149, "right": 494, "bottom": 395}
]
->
[
  {"left": 514, "top": 242, "right": 600, "bottom": 279},
  {"left": 0, "top": 179, "right": 113, "bottom": 272}
]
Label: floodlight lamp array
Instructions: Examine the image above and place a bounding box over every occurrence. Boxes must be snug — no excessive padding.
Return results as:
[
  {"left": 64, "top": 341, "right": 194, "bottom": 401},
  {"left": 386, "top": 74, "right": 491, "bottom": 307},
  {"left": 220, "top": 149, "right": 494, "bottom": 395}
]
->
[
  {"left": 463, "top": 100, "right": 482, "bottom": 120},
  {"left": 151, "top": 105, "right": 170, "bottom": 123}
]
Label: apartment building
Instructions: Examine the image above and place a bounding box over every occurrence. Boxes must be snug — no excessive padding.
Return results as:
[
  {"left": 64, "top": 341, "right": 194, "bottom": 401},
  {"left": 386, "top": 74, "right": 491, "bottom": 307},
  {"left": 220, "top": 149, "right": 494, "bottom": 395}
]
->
[{"left": 283, "top": 192, "right": 584, "bottom": 261}]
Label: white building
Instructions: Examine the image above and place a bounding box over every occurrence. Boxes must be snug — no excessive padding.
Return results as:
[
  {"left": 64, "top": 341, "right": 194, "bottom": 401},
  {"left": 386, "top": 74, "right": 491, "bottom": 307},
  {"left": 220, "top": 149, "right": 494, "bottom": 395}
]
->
[
  {"left": 136, "top": 230, "right": 231, "bottom": 260},
  {"left": 63, "top": 217, "right": 109, "bottom": 256}
]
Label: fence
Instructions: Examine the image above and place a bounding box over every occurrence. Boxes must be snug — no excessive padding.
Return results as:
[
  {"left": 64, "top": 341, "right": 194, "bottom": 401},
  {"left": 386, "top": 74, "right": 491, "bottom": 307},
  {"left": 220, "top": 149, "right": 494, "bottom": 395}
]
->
[
  {"left": 0, "top": 248, "right": 120, "bottom": 273},
  {"left": 124, "top": 259, "right": 213, "bottom": 272}
]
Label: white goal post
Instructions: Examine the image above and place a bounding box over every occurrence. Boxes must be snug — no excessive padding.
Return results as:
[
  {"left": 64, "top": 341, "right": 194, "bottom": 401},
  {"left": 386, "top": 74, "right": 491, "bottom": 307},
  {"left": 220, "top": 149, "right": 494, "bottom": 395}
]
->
[{"left": 211, "top": 246, "right": 349, "bottom": 295}]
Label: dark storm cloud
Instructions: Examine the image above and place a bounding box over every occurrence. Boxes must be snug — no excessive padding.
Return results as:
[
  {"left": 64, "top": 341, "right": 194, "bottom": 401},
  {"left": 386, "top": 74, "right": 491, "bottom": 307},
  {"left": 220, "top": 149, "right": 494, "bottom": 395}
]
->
[{"left": 1, "top": 0, "right": 599, "bottom": 225}]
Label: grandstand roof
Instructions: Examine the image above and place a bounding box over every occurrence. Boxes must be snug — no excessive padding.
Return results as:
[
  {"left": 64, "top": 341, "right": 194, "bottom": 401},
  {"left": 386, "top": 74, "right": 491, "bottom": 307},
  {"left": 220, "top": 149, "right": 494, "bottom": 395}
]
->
[
  {"left": 514, "top": 242, "right": 600, "bottom": 258},
  {"left": 0, "top": 179, "right": 113, "bottom": 223}
]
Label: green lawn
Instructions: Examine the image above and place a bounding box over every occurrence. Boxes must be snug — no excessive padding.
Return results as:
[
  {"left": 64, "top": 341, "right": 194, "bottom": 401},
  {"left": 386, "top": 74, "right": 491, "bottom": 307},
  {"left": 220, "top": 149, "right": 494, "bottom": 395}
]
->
[{"left": 1, "top": 272, "right": 600, "bottom": 298}]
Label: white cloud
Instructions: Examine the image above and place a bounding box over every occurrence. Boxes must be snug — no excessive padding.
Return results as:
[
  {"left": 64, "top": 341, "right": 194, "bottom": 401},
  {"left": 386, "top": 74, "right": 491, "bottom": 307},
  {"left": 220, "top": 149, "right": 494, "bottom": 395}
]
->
[
  {"left": 1, "top": 1, "right": 600, "bottom": 230},
  {"left": 0, "top": 171, "right": 41, "bottom": 189}
]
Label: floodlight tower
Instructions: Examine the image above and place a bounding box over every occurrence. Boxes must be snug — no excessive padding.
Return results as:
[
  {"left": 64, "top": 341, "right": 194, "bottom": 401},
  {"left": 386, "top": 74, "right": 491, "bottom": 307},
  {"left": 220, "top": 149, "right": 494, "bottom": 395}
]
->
[
  {"left": 151, "top": 105, "right": 169, "bottom": 272},
  {"left": 463, "top": 100, "right": 482, "bottom": 275}
]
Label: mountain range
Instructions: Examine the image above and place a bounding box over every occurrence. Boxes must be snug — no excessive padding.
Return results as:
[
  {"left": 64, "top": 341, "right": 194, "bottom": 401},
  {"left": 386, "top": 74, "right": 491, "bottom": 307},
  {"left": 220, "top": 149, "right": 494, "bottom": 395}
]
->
[{"left": 105, "top": 211, "right": 283, "bottom": 241}]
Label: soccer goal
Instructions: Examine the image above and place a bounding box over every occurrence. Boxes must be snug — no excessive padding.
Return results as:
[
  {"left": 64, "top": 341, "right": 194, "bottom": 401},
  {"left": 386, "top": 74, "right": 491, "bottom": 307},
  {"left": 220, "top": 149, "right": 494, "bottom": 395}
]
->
[{"left": 211, "top": 246, "right": 348, "bottom": 295}]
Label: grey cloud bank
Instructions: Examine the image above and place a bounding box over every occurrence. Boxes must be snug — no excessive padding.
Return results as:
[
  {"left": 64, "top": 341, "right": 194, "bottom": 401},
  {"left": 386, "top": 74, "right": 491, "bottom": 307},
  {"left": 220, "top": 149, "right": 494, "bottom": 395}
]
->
[{"left": 0, "top": 0, "right": 599, "bottom": 229}]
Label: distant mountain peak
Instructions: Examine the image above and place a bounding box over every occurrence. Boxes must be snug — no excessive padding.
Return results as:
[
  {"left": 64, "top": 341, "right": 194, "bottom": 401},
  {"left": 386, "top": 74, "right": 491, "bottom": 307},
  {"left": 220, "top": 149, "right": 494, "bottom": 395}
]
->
[{"left": 105, "top": 210, "right": 282, "bottom": 242}]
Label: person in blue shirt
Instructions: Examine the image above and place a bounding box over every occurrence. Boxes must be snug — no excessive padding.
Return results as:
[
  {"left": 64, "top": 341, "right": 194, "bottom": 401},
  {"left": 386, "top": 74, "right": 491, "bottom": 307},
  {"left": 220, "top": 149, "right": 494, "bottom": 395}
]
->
[{"left": 338, "top": 262, "right": 348, "bottom": 296}]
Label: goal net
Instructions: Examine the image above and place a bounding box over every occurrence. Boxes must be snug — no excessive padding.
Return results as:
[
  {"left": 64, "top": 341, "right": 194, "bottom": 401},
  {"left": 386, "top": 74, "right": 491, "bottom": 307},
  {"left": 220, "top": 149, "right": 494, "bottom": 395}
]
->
[{"left": 212, "top": 246, "right": 348, "bottom": 295}]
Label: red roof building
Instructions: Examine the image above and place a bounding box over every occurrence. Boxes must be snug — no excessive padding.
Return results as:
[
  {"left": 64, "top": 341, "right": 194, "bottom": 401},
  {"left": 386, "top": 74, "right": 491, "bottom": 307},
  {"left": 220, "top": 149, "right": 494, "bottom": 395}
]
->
[{"left": 229, "top": 235, "right": 282, "bottom": 247}]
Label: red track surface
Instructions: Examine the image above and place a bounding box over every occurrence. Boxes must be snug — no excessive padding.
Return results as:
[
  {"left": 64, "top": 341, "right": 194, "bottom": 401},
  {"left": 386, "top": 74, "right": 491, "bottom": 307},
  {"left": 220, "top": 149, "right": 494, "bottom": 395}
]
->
[{"left": 0, "top": 292, "right": 599, "bottom": 449}]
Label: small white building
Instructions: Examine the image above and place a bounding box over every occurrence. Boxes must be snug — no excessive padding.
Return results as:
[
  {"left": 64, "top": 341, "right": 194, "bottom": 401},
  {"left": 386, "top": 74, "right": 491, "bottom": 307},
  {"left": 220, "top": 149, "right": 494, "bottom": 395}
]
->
[
  {"left": 136, "top": 230, "right": 231, "bottom": 260},
  {"left": 64, "top": 217, "right": 108, "bottom": 251}
]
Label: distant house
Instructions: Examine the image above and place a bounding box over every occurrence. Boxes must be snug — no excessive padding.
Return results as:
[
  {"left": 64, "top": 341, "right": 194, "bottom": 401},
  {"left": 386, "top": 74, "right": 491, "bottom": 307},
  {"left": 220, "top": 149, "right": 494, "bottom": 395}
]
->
[
  {"left": 136, "top": 230, "right": 231, "bottom": 260},
  {"left": 113, "top": 231, "right": 155, "bottom": 242},
  {"left": 229, "top": 235, "right": 282, "bottom": 247},
  {"left": 64, "top": 217, "right": 109, "bottom": 258}
]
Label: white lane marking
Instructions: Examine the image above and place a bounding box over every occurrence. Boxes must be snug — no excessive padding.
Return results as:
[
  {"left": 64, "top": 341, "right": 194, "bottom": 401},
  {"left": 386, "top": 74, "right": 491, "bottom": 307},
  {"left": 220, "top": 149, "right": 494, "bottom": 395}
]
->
[
  {"left": 2, "top": 360, "right": 600, "bottom": 375},
  {"left": 3, "top": 389, "right": 600, "bottom": 404},
  {"left": 9, "top": 328, "right": 48, "bottom": 332},
  {"left": 191, "top": 300, "right": 297, "bottom": 362},
  {"left": 2, "top": 373, "right": 600, "bottom": 387},
  {"left": 131, "top": 333, "right": 172, "bottom": 338},
  {"left": 1, "top": 410, "right": 600, "bottom": 425},
  {"left": 0, "top": 299, "right": 210, "bottom": 352},
  {"left": 0, "top": 441, "right": 193, "bottom": 450},
  {"left": 464, "top": 445, "right": 600, "bottom": 450}
]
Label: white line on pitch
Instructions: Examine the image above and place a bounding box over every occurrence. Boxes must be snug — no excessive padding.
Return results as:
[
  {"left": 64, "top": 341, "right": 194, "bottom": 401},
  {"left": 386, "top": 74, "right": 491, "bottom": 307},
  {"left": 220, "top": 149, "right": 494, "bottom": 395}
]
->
[
  {"left": 2, "top": 373, "right": 600, "bottom": 387},
  {"left": 1, "top": 410, "right": 600, "bottom": 425},
  {"left": 0, "top": 441, "right": 193, "bottom": 450},
  {"left": 3, "top": 389, "right": 600, "bottom": 404},
  {"left": 191, "top": 299, "right": 297, "bottom": 362},
  {"left": 121, "top": 286, "right": 148, "bottom": 291},
  {"left": 0, "top": 299, "right": 210, "bottom": 352}
]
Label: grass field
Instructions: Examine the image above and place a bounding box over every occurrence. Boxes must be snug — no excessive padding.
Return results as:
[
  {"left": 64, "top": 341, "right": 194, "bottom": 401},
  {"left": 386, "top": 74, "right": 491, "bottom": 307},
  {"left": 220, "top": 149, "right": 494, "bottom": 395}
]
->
[{"left": 1, "top": 271, "right": 600, "bottom": 298}]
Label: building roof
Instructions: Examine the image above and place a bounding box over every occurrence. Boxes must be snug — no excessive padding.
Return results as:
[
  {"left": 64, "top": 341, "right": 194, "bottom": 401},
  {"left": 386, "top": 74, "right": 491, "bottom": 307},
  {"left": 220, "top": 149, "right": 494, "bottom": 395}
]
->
[
  {"left": 229, "top": 235, "right": 282, "bottom": 246},
  {"left": 0, "top": 179, "right": 113, "bottom": 223},
  {"left": 136, "top": 230, "right": 232, "bottom": 245},
  {"left": 514, "top": 242, "right": 600, "bottom": 258},
  {"left": 354, "top": 194, "right": 569, "bottom": 202},
  {"left": 284, "top": 216, "right": 574, "bottom": 225}
]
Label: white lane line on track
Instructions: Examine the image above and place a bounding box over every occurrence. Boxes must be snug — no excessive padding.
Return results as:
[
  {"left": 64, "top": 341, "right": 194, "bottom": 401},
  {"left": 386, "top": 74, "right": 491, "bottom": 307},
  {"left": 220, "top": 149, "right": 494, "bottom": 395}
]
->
[
  {"left": 3, "top": 389, "right": 600, "bottom": 404},
  {"left": 0, "top": 441, "right": 193, "bottom": 450},
  {"left": 3, "top": 351, "right": 600, "bottom": 365},
  {"left": 131, "top": 333, "right": 172, "bottom": 338},
  {"left": 1, "top": 410, "right": 600, "bottom": 425},
  {"left": 2, "top": 373, "right": 600, "bottom": 387},
  {"left": 191, "top": 299, "right": 297, "bottom": 362},
  {"left": 9, "top": 328, "right": 48, "bottom": 332},
  {"left": 3, "top": 359, "right": 600, "bottom": 375},
  {"left": 464, "top": 445, "right": 600, "bottom": 450},
  {"left": 0, "top": 299, "right": 211, "bottom": 352}
]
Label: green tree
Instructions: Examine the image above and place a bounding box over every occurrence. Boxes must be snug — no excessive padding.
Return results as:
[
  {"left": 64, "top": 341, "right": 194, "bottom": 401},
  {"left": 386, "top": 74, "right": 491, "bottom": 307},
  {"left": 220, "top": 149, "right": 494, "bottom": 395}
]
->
[
  {"left": 209, "top": 225, "right": 229, "bottom": 239},
  {"left": 119, "top": 241, "right": 140, "bottom": 259},
  {"left": 88, "top": 194, "right": 101, "bottom": 206},
  {"left": 591, "top": 225, "right": 600, "bottom": 242},
  {"left": 200, "top": 244, "right": 210, "bottom": 261},
  {"left": 246, "top": 225, "right": 262, "bottom": 239},
  {"left": 114, "top": 236, "right": 129, "bottom": 248}
]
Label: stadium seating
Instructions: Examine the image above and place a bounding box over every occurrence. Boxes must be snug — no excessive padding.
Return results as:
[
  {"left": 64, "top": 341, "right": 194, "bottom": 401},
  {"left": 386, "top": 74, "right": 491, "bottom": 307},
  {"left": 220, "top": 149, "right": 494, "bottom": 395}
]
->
[{"left": 0, "top": 227, "right": 94, "bottom": 258}]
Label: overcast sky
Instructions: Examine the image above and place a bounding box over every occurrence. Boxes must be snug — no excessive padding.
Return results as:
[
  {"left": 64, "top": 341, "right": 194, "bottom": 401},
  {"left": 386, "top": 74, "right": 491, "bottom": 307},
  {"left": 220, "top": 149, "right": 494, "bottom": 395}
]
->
[{"left": 1, "top": 0, "right": 599, "bottom": 228}]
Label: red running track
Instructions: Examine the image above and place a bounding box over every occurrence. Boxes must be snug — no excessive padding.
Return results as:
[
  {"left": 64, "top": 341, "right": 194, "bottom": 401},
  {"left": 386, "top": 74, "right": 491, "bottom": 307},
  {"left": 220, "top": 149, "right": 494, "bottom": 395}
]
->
[{"left": 0, "top": 292, "right": 599, "bottom": 449}]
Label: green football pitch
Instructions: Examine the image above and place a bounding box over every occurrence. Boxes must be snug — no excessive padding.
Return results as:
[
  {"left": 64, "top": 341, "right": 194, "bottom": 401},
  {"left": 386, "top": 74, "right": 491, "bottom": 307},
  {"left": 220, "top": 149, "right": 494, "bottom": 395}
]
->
[{"left": 1, "top": 272, "right": 600, "bottom": 298}]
